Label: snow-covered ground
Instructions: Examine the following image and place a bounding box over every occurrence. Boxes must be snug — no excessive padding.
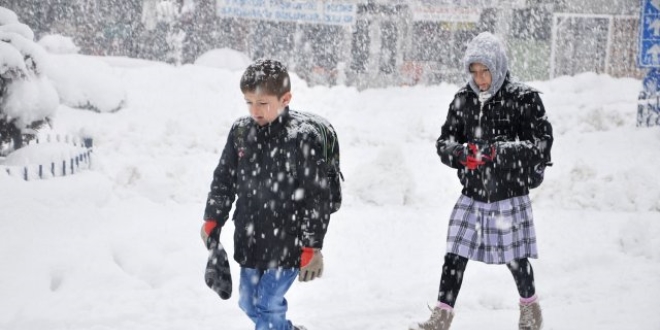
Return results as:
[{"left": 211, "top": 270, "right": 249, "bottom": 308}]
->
[{"left": 1, "top": 54, "right": 659, "bottom": 330}]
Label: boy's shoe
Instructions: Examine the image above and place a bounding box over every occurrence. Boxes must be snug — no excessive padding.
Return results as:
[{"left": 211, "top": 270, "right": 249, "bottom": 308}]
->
[
  {"left": 519, "top": 300, "right": 543, "bottom": 330},
  {"left": 409, "top": 307, "right": 454, "bottom": 330},
  {"left": 293, "top": 325, "right": 308, "bottom": 330}
]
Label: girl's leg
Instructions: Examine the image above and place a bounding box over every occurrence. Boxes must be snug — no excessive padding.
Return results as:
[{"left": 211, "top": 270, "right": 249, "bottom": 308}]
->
[
  {"left": 437, "top": 253, "right": 469, "bottom": 308},
  {"left": 506, "top": 258, "right": 536, "bottom": 299},
  {"left": 412, "top": 254, "right": 467, "bottom": 330},
  {"left": 509, "top": 259, "right": 543, "bottom": 329}
]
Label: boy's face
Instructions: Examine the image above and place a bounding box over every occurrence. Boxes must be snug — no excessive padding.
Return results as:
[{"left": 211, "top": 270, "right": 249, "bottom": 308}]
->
[
  {"left": 244, "top": 91, "right": 292, "bottom": 126},
  {"left": 469, "top": 62, "right": 492, "bottom": 91}
]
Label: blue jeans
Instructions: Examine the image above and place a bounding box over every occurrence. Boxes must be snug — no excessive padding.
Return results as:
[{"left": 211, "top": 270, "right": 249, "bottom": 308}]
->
[{"left": 238, "top": 267, "right": 299, "bottom": 330}]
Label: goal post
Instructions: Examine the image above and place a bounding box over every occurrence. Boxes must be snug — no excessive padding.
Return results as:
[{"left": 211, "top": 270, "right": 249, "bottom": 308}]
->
[{"left": 550, "top": 13, "right": 644, "bottom": 79}]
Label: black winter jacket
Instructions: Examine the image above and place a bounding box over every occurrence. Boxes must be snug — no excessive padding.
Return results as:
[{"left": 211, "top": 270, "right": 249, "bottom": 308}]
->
[
  {"left": 204, "top": 108, "right": 330, "bottom": 269},
  {"left": 436, "top": 78, "right": 553, "bottom": 203}
]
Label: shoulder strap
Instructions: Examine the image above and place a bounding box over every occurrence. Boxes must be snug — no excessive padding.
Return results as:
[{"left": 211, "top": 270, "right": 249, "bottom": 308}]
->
[
  {"left": 232, "top": 123, "right": 248, "bottom": 152},
  {"left": 312, "top": 121, "right": 329, "bottom": 161}
]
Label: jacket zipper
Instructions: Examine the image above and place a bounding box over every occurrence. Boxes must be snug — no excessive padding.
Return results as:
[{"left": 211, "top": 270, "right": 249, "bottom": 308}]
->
[
  {"left": 477, "top": 92, "right": 491, "bottom": 202},
  {"left": 252, "top": 132, "right": 266, "bottom": 267}
]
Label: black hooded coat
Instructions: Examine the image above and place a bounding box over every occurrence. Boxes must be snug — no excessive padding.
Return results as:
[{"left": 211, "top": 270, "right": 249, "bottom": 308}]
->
[
  {"left": 204, "top": 107, "right": 330, "bottom": 269},
  {"left": 436, "top": 32, "right": 553, "bottom": 203}
]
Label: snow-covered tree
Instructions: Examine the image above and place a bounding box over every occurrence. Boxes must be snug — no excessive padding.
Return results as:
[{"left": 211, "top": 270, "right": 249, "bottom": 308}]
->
[{"left": 0, "top": 6, "right": 58, "bottom": 154}]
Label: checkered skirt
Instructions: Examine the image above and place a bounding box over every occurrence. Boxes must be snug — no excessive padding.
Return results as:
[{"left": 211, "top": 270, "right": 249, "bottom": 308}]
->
[{"left": 446, "top": 194, "right": 538, "bottom": 264}]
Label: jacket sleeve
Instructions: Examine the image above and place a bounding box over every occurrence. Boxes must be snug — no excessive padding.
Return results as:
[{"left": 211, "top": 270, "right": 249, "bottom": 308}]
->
[
  {"left": 203, "top": 127, "right": 238, "bottom": 226},
  {"left": 495, "top": 92, "right": 554, "bottom": 169},
  {"left": 436, "top": 95, "right": 467, "bottom": 169},
  {"left": 298, "top": 131, "right": 331, "bottom": 249}
]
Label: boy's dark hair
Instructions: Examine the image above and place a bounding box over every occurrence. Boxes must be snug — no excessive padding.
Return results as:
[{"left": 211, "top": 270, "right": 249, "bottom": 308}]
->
[{"left": 240, "top": 59, "right": 291, "bottom": 98}]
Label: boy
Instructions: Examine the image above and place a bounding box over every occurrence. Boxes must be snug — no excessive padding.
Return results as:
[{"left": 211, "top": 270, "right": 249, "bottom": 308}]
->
[
  {"left": 410, "top": 32, "right": 553, "bottom": 330},
  {"left": 201, "top": 59, "right": 331, "bottom": 330}
]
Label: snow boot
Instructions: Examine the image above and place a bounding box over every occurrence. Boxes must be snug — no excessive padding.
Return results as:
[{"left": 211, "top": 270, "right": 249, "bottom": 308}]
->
[
  {"left": 519, "top": 300, "right": 543, "bottom": 330},
  {"left": 292, "top": 326, "right": 308, "bottom": 330},
  {"left": 409, "top": 307, "right": 453, "bottom": 330}
]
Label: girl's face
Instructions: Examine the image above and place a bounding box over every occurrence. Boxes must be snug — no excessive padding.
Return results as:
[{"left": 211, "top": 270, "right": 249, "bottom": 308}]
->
[
  {"left": 469, "top": 62, "right": 492, "bottom": 91},
  {"left": 243, "top": 91, "right": 291, "bottom": 126}
]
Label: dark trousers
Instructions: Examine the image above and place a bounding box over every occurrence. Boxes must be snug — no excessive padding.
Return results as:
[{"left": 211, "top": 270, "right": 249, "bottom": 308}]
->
[{"left": 438, "top": 253, "right": 536, "bottom": 307}]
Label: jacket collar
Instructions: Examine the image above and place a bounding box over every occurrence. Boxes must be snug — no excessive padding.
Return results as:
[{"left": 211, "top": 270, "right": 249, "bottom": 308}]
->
[
  {"left": 253, "top": 106, "right": 290, "bottom": 138},
  {"left": 462, "top": 74, "right": 511, "bottom": 100}
]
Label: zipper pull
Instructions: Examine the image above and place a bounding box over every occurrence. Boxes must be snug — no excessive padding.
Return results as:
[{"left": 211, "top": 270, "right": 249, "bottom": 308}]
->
[{"left": 478, "top": 91, "right": 492, "bottom": 107}]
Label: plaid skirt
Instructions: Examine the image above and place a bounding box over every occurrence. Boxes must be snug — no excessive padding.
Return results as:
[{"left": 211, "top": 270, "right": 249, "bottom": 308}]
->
[{"left": 446, "top": 194, "right": 538, "bottom": 264}]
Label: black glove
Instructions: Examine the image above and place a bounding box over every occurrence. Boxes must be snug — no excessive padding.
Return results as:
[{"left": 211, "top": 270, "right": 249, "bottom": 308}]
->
[
  {"left": 529, "top": 162, "right": 552, "bottom": 189},
  {"left": 205, "top": 240, "right": 232, "bottom": 300}
]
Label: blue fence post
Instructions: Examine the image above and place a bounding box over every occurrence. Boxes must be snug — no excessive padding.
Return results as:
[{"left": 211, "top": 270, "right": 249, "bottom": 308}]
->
[
  {"left": 639, "top": 0, "right": 660, "bottom": 127},
  {"left": 638, "top": 68, "right": 660, "bottom": 126},
  {"left": 83, "top": 138, "right": 93, "bottom": 148}
]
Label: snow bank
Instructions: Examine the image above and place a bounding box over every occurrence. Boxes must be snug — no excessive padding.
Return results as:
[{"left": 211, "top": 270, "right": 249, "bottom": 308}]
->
[
  {"left": 2, "top": 141, "right": 91, "bottom": 179},
  {"left": 38, "top": 34, "right": 80, "bottom": 54},
  {"left": 194, "top": 48, "right": 251, "bottom": 71},
  {"left": 0, "top": 54, "right": 658, "bottom": 330},
  {"left": 45, "top": 54, "right": 126, "bottom": 113}
]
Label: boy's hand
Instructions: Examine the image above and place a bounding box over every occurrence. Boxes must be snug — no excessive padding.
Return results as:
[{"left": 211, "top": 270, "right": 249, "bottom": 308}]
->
[
  {"left": 201, "top": 220, "right": 221, "bottom": 250},
  {"left": 299, "top": 247, "right": 323, "bottom": 282}
]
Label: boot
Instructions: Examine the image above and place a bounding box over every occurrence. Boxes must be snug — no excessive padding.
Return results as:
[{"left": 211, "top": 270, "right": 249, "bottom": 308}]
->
[
  {"left": 292, "top": 326, "right": 308, "bottom": 330},
  {"left": 519, "top": 300, "right": 543, "bottom": 330},
  {"left": 409, "top": 307, "right": 454, "bottom": 330}
]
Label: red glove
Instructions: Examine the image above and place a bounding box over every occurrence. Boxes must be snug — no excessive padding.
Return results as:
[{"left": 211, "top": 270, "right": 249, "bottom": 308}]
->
[
  {"left": 301, "top": 247, "right": 314, "bottom": 267},
  {"left": 473, "top": 141, "right": 496, "bottom": 162},
  {"left": 461, "top": 155, "right": 485, "bottom": 170},
  {"left": 299, "top": 247, "right": 323, "bottom": 282},
  {"left": 459, "top": 144, "right": 484, "bottom": 170},
  {"left": 201, "top": 220, "right": 220, "bottom": 249},
  {"left": 459, "top": 142, "right": 496, "bottom": 170}
]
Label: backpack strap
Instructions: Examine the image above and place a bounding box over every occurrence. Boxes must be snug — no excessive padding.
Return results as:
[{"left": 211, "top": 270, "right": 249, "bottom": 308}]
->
[
  {"left": 232, "top": 123, "right": 248, "bottom": 153},
  {"left": 308, "top": 121, "right": 340, "bottom": 175}
]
